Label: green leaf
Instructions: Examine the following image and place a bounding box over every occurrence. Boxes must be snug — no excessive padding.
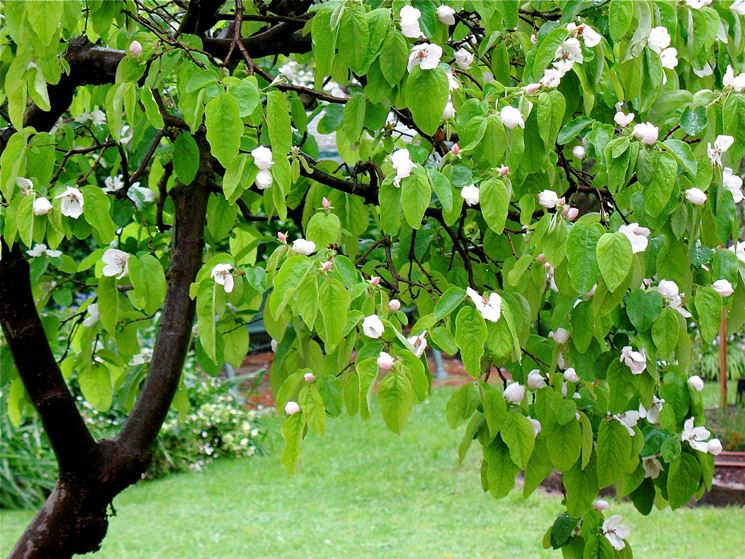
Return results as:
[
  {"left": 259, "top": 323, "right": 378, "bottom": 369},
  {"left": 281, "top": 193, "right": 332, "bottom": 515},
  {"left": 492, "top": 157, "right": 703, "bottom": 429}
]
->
[
  {"left": 455, "top": 306, "right": 487, "bottom": 376},
  {"left": 546, "top": 419, "right": 582, "bottom": 471},
  {"left": 223, "top": 326, "right": 249, "bottom": 369},
  {"left": 128, "top": 254, "right": 166, "bottom": 315},
  {"left": 625, "top": 289, "right": 663, "bottom": 333},
  {"left": 79, "top": 364, "right": 112, "bottom": 412},
  {"left": 564, "top": 457, "right": 598, "bottom": 517},
  {"left": 609, "top": 0, "right": 634, "bottom": 41},
  {"left": 379, "top": 32, "right": 408, "bottom": 86},
  {"left": 480, "top": 179, "right": 510, "bottom": 235},
  {"left": 433, "top": 287, "right": 465, "bottom": 321},
  {"left": 596, "top": 419, "right": 632, "bottom": 488},
  {"left": 557, "top": 116, "right": 593, "bottom": 145},
  {"left": 306, "top": 211, "right": 341, "bottom": 248},
  {"left": 378, "top": 370, "right": 414, "bottom": 434},
  {"left": 534, "top": 28, "right": 570, "bottom": 76},
  {"left": 266, "top": 90, "right": 292, "bottom": 158},
  {"left": 446, "top": 382, "right": 479, "bottom": 429},
  {"left": 401, "top": 173, "right": 431, "bottom": 229},
  {"left": 483, "top": 439, "right": 519, "bottom": 498},
  {"left": 299, "top": 384, "right": 326, "bottom": 435},
  {"left": 82, "top": 186, "right": 117, "bottom": 243},
  {"left": 596, "top": 232, "right": 633, "bottom": 292},
  {"left": 280, "top": 413, "right": 305, "bottom": 474},
  {"left": 269, "top": 256, "right": 314, "bottom": 319},
  {"left": 404, "top": 66, "right": 449, "bottom": 135},
  {"left": 524, "top": 438, "right": 553, "bottom": 497},
  {"left": 337, "top": 3, "right": 369, "bottom": 72},
  {"left": 667, "top": 452, "right": 701, "bottom": 509},
  {"left": 173, "top": 133, "right": 200, "bottom": 184},
  {"left": 652, "top": 307, "right": 680, "bottom": 359},
  {"left": 98, "top": 277, "right": 119, "bottom": 334},
  {"left": 342, "top": 93, "right": 366, "bottom": 142},
  {"left": 319, "top": 278, "right": 350, "bottom": 346},
  {"left": 643, "top": 153, "right": 677, "bottom": 217},
  {"left": 680, "top": 105, "right": 708, "bottom": 136},
  {"left": 693, "top": 287, "right": 722, "bottom": 344},
  {"left": 501, "top": 411, "right": 535, "bottom": 469},
  {"left": 205, "top": 92, "right": 243, "bottom": 167},
  {"left": 567, "top": 221, "right": 603, "bottom": 294},
  {"left": 480, "top": 382, "right": 507, "bottom": 439}
]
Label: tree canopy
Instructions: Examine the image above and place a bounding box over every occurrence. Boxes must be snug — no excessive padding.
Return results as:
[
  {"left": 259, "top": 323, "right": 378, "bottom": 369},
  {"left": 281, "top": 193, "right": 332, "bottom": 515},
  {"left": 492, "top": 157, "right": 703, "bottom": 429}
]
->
[{"left": 1, "top": 0, "right": 744, "bottom": 557}]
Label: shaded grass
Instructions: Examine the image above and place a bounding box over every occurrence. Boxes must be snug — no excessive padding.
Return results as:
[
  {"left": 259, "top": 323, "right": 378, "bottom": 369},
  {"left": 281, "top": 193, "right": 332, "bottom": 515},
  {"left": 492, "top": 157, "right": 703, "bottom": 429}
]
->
[{"left": 1, "top": 389, "right": 744, "bottom": 558}]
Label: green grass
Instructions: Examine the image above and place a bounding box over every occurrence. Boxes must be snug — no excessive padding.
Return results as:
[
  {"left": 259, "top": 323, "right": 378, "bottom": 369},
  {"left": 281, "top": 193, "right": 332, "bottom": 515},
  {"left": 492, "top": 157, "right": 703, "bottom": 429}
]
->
[{"left": 2, "top": 389, "right": 744, "bottom": 558}]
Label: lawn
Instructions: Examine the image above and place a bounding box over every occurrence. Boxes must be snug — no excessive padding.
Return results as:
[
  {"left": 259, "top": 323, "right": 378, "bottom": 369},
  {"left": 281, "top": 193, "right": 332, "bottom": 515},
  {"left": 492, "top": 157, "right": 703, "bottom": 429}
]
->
[{"left": 1, "top": 388, "right": 743, "bottom": 558}]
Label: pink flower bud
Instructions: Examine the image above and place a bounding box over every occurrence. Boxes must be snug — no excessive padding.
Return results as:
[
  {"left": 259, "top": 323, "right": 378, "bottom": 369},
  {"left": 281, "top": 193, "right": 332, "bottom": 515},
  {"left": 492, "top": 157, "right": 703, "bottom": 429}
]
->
[
  {"left": 284, "top": 401, "right": 300, "bottom": 415},
  {"left": 304, "top": 372, "right": 315, "bottom": 383},
  {"left": 537, "top": 253, "right": 546, "bottom": 264},
  {"left": 557, "top": 197, "right": 566, "bottom": 206},
  {"left": 498, "top": 165, "right": 510, "bottom": 176},
  {"left": 451, "top": 143, "right": 461, "bottom": 156},
  {"left": 129, "top": 40, "right": 143, "bottom": 57},
  {"left": 370, "top": 276, "right": 380, "bottom": 287},
  {"left": 389, "top": 299, "right": 401, "bottom": 312},
  {"left": 377, "top": 351, "right": 395, "bottom": 371},
  {"left": 593, "top": 499, "right": 610, "bottom": 511},
  {"left": 321, "top": 260, "right": 333, "bottom": 272},
  {"left": 322, "top": 197, "right": 331, "bottom": 209},
  {"left": 563, "top": 207, "right": 579, "bottom": 221},
  {"left": 277, "top": 232, "right": 287, "bottom": 242}
]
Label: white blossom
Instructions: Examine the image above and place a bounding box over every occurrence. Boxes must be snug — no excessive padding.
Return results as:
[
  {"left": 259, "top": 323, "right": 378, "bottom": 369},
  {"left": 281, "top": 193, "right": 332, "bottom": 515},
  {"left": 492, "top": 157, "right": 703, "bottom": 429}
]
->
[
  {"left": 639, "top": 395, "right": 664, "bottom": 424},
  {"left": 211, "top": 263, "right": 234, "bottom": 293},
  {"left": 618, "top": 223, "right": 650, "bottom": 253},
  {"left": 129, "top": 40, "right": 143, "bottom": 56},
  {"left": 33, "top": 196, "right": 53, "bottom": 216},
  {"left": 659, "top": 47, "right": 678, "bottom": 69},
  {"left": 292, "top": 238, "right": 316, "bottom": 256},
  {"left": 632, "top": 122, "right": 659, "bottom": 145},
  {"left": 574, "top": 23, "right": 601, "bottom": 47},
  {"left": 120, "top": 125, "right": 133, "bottom": 145},
  {"left": 614, "top": 110, "right": 635, "bottom": 127},
  {"left": 538, "top": 189, "right": 560, "bottom": 209},
  {"left": 554, "top": 37, "right": 583, "bottom": 73},
  {"left": 78, "top": 109, "right": 107, "bottom": 126},
  {"left": 466, "top": 287, "right": 502, "bottom": 322},
  {"left": 593, "top": 499, "right": 610, "bottom": 511},
  {"left": 103, "top": 175, "right": 125, "bottom": 193},
  {"left": 733, "top": 0, "right": 745, "bottom": 14},
  {"left": 572, "top": 145, "right": 585, "bottom": 160},
  {"left": 503, "top": 382, "right": 526, "bottom": 403},
  {"left": 270, "top": 339, "right": 278, "bottom": 352},
  {"left": 732, "top": 241, "right": 745, "bottom": 264},
  {"left": 540, "top": 68, "right": 563, "bottom": 88},
  {"left": 102, "top": 249, "right": 130, "bottom": 279},
  {"left": 408, "top": 43, "right": 442, "bottom": 72},
  {"left": 499, "top": 106, "right": 524, "bottom": 129},
  {"left": 563, "top": 368, "right": 580, "bottom": 383},
  {"left": 441, "top": 100, "right": 456, "bottom": 119},
  {"left": 390, "top": 149, "right": 416, "bottom": 187},
  {"left": 389, "top": 299, "right": 401, "bottom": 312},
  {"left": 447, "top": 71, "right": 460, "bottom": 91},
  {"left": 620, "top": 346, "right": 646, "bottom": 375},
  {"left": 454, "top": 48, "right": 474, "bottom": 69},
  {"left": 614, "top": 410, "right": 640, "bottom": 436},
  {"left": 647, "top": 26, "right": 671, "bottom": 53},
  {"left": 712, "top": 279, "right": 734, "bottom": 297},
  {"left": 255, "top": 169, "right": 273, "bottom": 190},
  {"left": 55, "top": 186, "right": 84, "bottom": 219},
  {"left": 549, "top": 328, "right": 570, "bottom": 345},
  {"left": 436, "top": 5, "right": 456, "bottom": 25},
  {"left": 687, "top": 375, "right": 704, "bottom": 392},
  {"left": 527, "top": 370, "right": 547, "bottom": 389},
  {"left": 460, "top": 184, "right": 480, "bottom": 206},
  {"left": 707, "top": 135, "right": 735, "bottom": 166},
  {"left": 377, "top": 351, "right": 395, "bottom": 371},
  {"left": 693, "top": 63, "right": 713, "bottom": 77},
  {"left": 685, "top": 188, "right": 707, "bottom": 205},
  {"left": 642, "top": 456, "right": 663, "bottom": 479},
  {"left": 362, "top": 315, "right": 385, "bottom": 339},
  {"left": 707, "top": 438, "right": 723, "bottom": 456},
  {"left": 16, "top": 177, "right": 33, "bottom": 194},
  {"left": 407, "top": 331, "right": 428, "bottom": 357},
  {"left": 668, "top": 293, "right": 692, "bottom": 318},
  {"left": 602, "top": 515, "right": 630, "bottom": 551},
  {"left": 529, "top": 417, "right": 542, "bottom": 437},
  {"left": 251, "top": 146, "right": 274, "bottom": 170},
  {"left": 400, "top": 6, "right": 423, "bottom": 38},
  {"left": 685, "top": 0, "right": 712, "bottom": 7},
  {"left": 723, "top": 168, "right": 744, "bottom": 203},
  {"left": 657, "top": 279, "right": 679, "bottom": 298},
  {"left": 681, "top": 417, "right": 711, "bottom": 453},
  {"left": 83, "top": 302, "right": 99, "bottom": 327},
  {"left": 26, "top": 244, "right": 62, "bottom": 258},
  {"left": 284, "top": 401, "right": 301, "bottom": 415},
  {"left": 723, "top": 65, "right": 745, "bottom": 91}
]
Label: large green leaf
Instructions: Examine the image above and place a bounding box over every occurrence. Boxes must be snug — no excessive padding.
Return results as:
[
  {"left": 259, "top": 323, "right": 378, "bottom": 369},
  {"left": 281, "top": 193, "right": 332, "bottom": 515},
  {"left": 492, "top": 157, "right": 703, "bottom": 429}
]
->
[
  {"left": 596, "top": 419, "right": 632, "bottom": 487},
  {"left": 596, "top": 232, "right": 633, "bottom": 292},
  {"left": 500, "top": 411, "right": 535, "bottom": 469},
  {"left": 567, "top": 221, "right": 603, "bottom": 294},
  {"left": 480, "top": 179, "right": 509, "bottom": 234},
  {"left": 667, "top": 452, "right": 701, "bottom": 509},
  {"left": 378, "top": 371, "right": 414, "bottom": 434},
  {"left": 205, "top": 92, "right": 242, "bottom": 167},
  {"left": 455, "top": 306, "right": 487, "bottom": 376},
  {"left": 404, "top": 66, "right": 449, "bottom": 135}
]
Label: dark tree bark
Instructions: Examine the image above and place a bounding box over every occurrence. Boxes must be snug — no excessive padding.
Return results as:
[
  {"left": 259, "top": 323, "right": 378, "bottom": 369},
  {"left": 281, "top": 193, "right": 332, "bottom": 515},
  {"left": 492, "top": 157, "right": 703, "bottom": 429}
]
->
[{"left": 0, "top": 1, "right": 317, "bottom": 556}]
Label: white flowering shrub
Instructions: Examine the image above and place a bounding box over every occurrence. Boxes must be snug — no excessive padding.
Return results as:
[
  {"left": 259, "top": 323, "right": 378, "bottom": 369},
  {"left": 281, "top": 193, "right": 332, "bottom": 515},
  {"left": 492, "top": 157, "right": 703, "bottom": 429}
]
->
[{"left": 1, "top": 0, "right": 745, "bottom": 556}]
